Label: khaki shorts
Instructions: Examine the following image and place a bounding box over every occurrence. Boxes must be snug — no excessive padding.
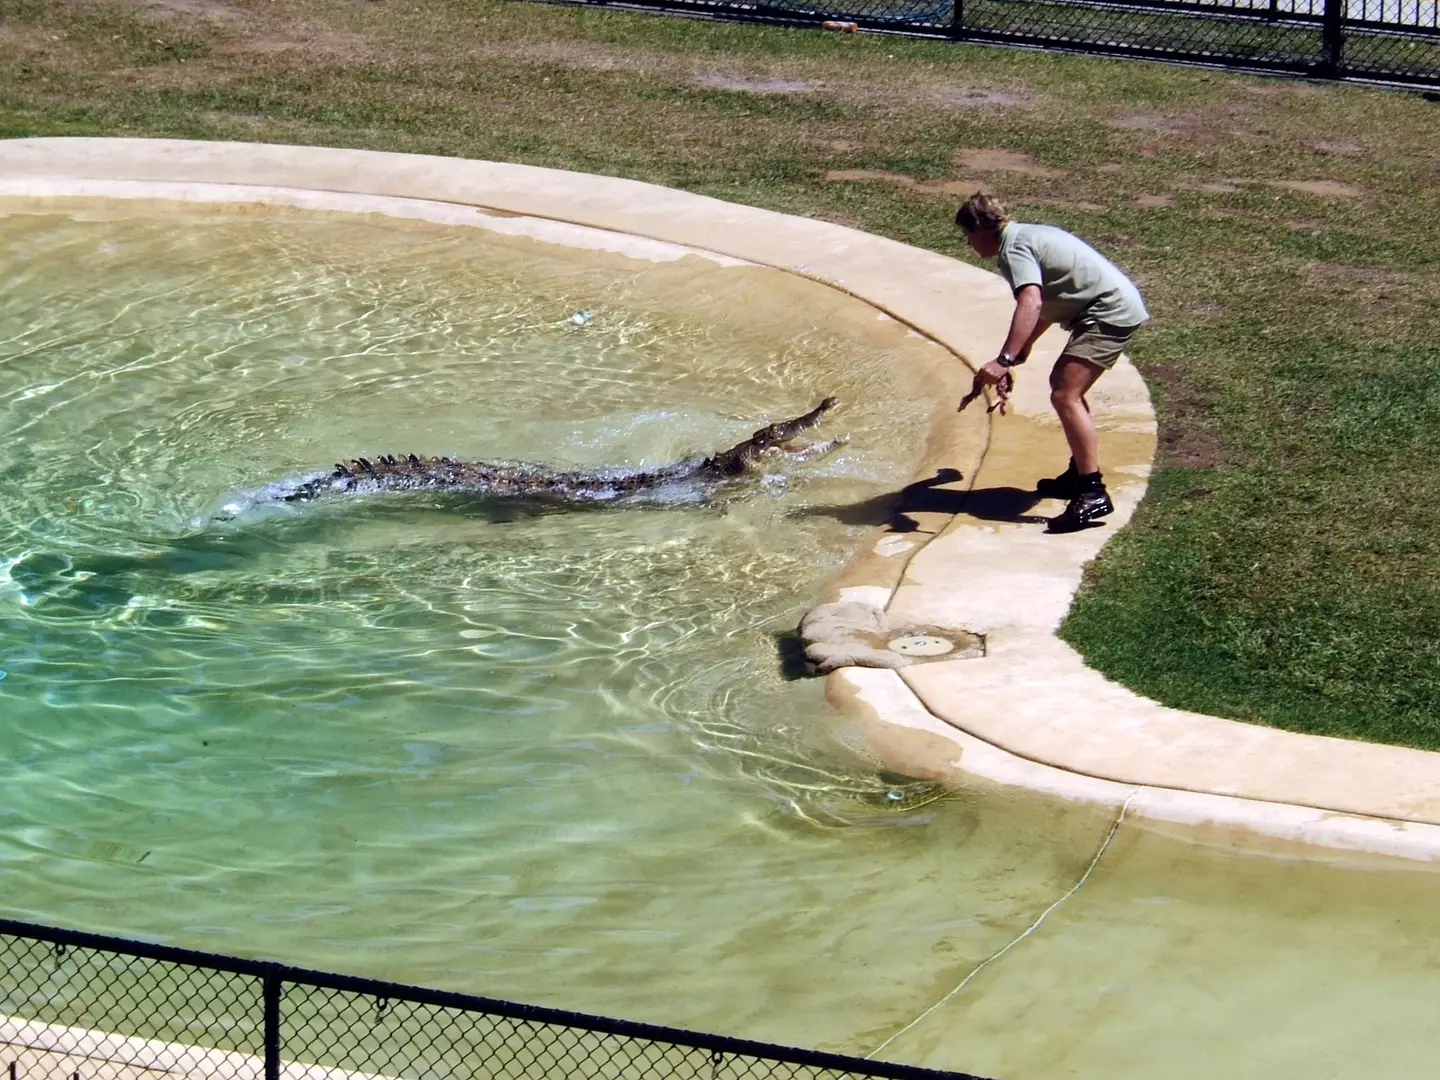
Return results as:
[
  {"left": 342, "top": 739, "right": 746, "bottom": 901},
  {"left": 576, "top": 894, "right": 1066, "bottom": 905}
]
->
[{"left": 1061, "top": 320, "right": 1139, "bottom": 370}]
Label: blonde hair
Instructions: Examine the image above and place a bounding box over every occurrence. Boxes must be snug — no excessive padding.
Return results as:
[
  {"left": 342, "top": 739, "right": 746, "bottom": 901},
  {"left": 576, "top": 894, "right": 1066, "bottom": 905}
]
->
[{"left": 954, "top": 192, "right": 1012, "bottom": 234}]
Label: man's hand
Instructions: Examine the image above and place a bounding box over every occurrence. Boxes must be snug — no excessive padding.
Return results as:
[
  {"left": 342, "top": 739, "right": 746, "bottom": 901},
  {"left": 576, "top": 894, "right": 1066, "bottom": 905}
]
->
[
  {"left": 958, "top": 363, "right": 1014, "bottom": 415},
  {"left": 979, "top": 359, "right": 1010, "bottom": 384}
]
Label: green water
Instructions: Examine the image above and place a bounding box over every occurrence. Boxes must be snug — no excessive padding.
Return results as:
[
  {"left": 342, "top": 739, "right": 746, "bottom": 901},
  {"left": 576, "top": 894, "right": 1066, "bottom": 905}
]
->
[
  {"left": 0, "top": 202, "right": 1057, "bottom": 1018},
  {"left": 4, "top": 203, "right": 1440, "bottom": 1080}
]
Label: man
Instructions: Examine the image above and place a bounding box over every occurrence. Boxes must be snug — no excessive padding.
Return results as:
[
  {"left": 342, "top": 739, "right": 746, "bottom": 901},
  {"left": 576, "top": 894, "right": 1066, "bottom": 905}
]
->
[{"left": 955, "top": 193, "right": 1149, "bottom": 534}]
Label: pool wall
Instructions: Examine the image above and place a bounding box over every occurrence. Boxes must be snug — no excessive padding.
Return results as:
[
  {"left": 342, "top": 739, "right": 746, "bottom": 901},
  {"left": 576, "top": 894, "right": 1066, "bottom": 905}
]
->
[{"left": 4, "top": 137, "right": 1439, "bottom": 864}]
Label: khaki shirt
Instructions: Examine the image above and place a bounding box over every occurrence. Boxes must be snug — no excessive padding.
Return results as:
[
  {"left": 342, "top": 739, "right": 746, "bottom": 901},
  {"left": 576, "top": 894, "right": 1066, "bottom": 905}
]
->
[{"left": 996, "top": 222, "right": 1149, "bottom": 330}]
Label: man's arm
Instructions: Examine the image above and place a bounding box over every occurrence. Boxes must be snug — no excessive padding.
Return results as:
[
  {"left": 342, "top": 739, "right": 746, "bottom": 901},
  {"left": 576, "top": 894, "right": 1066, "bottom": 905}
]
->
[
  {"left": 996, "top": 284, "right": 1044, "bottom": 370},
  {"left": 958, "top": 286, "right": 1048, "bottom": 415},
  {"left": 1017, "top": 325, "right": 1050, "bottom": 366},
  {"left": 963, "top": 284, "right": 1043, "bottom": 409}
]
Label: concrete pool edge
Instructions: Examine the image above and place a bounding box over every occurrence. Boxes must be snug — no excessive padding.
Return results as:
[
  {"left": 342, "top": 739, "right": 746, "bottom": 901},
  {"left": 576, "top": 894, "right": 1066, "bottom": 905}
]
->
[
  {"left": 2, "top": 1012, "right": 389, "bottom": 1080},
  {"left": 4, "top": 137, "right": 1438, "bottom": 862}
]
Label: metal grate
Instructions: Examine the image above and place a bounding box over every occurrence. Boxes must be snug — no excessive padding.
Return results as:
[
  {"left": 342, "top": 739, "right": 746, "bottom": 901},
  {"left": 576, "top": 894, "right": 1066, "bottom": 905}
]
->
[
  {"left": 0, "top": 919, "right": 991, "bottom": 1080},
  {"left": 591, "top": 0, "right": 1440, "bottom": 86},
  {"left": 959, "top": 0, "right": 1326, "bottom": 66}
]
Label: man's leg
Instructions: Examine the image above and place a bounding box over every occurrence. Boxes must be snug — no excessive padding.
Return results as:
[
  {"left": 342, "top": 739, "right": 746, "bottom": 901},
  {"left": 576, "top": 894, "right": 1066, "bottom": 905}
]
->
[
  {"left": 1049, "top": 354, "right": 1106, "bottom": 475},
  {"left": 1045, "top": 354, "right": 1114, "bottom": 532}
]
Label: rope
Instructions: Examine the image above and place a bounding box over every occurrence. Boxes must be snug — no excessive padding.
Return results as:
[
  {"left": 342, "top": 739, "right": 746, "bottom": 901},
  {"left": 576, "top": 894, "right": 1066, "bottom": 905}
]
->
[{"left": 866, "top": 787, "right": 1143, "bottom": 1060}]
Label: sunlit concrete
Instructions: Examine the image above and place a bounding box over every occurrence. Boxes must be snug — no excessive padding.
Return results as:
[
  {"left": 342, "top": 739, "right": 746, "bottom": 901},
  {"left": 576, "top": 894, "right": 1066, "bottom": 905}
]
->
[
  {"left": 4, "top": 137, "right": 1439, "bottom": 861},
  {"left": 2, "top": 1013, "right": 380, "bottom": 1080}
]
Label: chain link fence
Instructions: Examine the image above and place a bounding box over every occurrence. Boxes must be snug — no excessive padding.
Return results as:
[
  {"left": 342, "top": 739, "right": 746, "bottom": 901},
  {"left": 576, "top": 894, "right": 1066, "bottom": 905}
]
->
[
  {"left": 579, "top": 0, "right": 1440, "bottom": 87},
  {"left": 0, "top": 919, "right": 992, "bottom": 1080}
]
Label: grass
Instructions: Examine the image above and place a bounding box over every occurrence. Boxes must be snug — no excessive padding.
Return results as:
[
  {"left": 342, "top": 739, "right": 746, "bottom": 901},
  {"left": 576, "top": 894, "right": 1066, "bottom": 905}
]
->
[{"left": 3, "top": 0, "right": 1440, "bottom": 747}]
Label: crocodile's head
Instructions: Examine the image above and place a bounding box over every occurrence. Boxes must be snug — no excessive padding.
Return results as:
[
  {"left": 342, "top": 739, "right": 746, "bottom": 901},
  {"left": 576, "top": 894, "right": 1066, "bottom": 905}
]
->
[
  {"left": 748, "top": 396, "right": 838, "bottom": 450},
  {"left": 708, "top": 397, "right": 840, "bottom": 476}
]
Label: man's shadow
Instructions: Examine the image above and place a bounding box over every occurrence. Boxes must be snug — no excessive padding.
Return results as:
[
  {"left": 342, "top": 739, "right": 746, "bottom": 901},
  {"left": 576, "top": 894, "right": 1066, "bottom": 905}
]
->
[
  {"left": 777, "top": 469, "right": 1051, "bottom": 679},
  {"left": 794, "top": 468, "right": 1049, "bottom": 532}
]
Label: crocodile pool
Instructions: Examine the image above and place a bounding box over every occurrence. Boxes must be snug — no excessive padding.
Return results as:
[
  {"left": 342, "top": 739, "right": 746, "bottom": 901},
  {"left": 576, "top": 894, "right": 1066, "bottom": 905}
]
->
[{"left": 3, "top": 200, "right": 1440, "bottom": 1080}]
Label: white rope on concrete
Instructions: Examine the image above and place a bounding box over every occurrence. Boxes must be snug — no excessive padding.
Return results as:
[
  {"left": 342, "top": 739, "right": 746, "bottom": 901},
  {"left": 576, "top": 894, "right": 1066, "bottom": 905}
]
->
[{"left": 866, "top": 786, "right": 1143, "bottom": 1061}]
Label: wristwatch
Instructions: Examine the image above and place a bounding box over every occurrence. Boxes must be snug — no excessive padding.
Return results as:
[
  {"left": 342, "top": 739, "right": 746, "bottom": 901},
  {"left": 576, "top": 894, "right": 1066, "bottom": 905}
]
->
[{"left": 996, "top": 351, "right": 1021, "bottom": 368}]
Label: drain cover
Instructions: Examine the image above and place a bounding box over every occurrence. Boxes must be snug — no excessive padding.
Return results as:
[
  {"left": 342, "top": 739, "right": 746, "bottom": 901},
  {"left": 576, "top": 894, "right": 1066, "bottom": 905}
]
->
[{"left": 887, "top": 634, "right": 955, "bottom": 657}]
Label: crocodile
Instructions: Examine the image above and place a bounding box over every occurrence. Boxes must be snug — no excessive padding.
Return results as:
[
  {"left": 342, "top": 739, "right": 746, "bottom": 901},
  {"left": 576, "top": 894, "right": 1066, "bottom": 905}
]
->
[{"left": 257, "top": 396, "right": 845, "bottom": 512}]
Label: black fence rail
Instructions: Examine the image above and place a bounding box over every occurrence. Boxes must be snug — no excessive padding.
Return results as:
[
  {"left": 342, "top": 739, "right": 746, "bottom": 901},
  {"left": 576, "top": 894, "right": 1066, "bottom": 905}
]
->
[
  {"left": 0, "top": 919, "right": 992, "bottom": 1080},
  {"left": 576, "top": 0, "right": 1440, "bottom": 87}
]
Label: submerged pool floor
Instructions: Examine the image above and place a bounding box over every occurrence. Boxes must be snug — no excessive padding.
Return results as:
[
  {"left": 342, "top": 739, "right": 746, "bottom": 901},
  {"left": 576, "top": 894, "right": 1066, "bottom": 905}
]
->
[{"left": 2, "top": 204, "right": 1439, "bottom": 1080}]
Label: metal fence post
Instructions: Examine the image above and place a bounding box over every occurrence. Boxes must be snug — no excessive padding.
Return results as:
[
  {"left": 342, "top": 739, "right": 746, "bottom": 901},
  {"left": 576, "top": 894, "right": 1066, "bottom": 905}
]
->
[
  {"left": 1321, "top": 0, "right": 1345, "bottom": 77},
  {"left": 0, "top": 916, "right": 1008, "bottom": 1080},
  {"left": 948, "top": 0, "right": 965, "bottom": 40},
  {"left": 263, "top": 971, "right": 282, "bottom": 1080}
]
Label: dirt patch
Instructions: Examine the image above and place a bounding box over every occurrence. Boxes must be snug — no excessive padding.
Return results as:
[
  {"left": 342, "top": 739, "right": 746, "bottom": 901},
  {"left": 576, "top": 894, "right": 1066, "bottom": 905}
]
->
[
  {"left": 1110, "top": 114, "right": 1186, "bottom": 134},
  {"left": 111, "top": 0, "right": 379, "bottom": 63},
  {"left": 1114, "top": 109, "right": 1254, "bottom": 151},
  {"left": 1141, "top": 364, "right": 1229, "bottom": 470},
  {"left": 1311, "top": 261, "right": 1390, "bottom": 283},
  {"left": 953, "top": 148, "right": 1067, "bottom": 179},
  {"left": 138, "top": 0, "right": 243, "bottom": 19},
  {"left": 0, "top": 24, "right": 73, "bottom": 54},
  {"left": 919, "top": 179, "right": 984, "bottom": 197},
  {"left": 823, "top": 169, "right": 978, "bottom": 197},
  {"left": 1176, "top": 177, "right": 1245, "bottom": 194},
  {"left": 824, "top": 149, "right": 1075, "bottom": 196},
  {"left": 1308, "top": 261, "right": 1403, "bottom": 295},
  {"left": 498, "top": 39, "right": 650, "bottom": 73},
  {"left": 927, "top": 86, "right": 1032, "bottom": 108},
  {"left": 222, "top": 25, "right": 373, "bottom": 60},
  {"left": 697, "top": 74, "right": 819, "bottom": 94},
  {"left": 1313, "top": 140, "right": 1365, "bottom": 156},
  {"left": 918, "top": 180, "right": 978, "bottom": 197},
  {"left": 1175, "top": 176, "right": 1365, "bottom": 199},
  {"left": 1264, "top": 179, "right": 1366, "bottom": 199},
  {"left": 1135, "top": 194, "right": 1174, "bottom": 208},
  {"left": 1025, "top": 196, "right": 1105, "bottom": 212},
  {"left": 826, "top": 169, "right": 913, "bottom": 185}
]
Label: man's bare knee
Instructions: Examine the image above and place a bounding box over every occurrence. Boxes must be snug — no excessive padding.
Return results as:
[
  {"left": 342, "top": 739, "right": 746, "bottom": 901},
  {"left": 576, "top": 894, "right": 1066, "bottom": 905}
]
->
[{"left": 1051, "top": 387, "right": 1082, "bottom": 412}]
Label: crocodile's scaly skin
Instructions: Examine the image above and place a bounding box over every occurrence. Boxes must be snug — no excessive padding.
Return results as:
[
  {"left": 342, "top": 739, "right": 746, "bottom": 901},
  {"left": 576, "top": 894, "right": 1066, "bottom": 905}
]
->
[{"left": 278, "top": 397, "right": 840, "bottom": 506}]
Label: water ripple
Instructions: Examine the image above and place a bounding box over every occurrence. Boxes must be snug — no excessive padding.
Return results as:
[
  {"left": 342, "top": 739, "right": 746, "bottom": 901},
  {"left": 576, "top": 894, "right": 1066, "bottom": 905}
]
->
[{"left": 0, "top": 205, "right": 996, "bottom": 997}]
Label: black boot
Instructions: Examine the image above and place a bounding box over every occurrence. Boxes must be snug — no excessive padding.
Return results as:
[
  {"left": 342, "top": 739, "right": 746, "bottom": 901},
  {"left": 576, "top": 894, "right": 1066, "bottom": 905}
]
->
[
  {"left": 1035, "top": 459, "right": 1081, "bottom": 499},
  {"left": 1047, "top": 476, "right": 1113, "bottom": 533}
]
